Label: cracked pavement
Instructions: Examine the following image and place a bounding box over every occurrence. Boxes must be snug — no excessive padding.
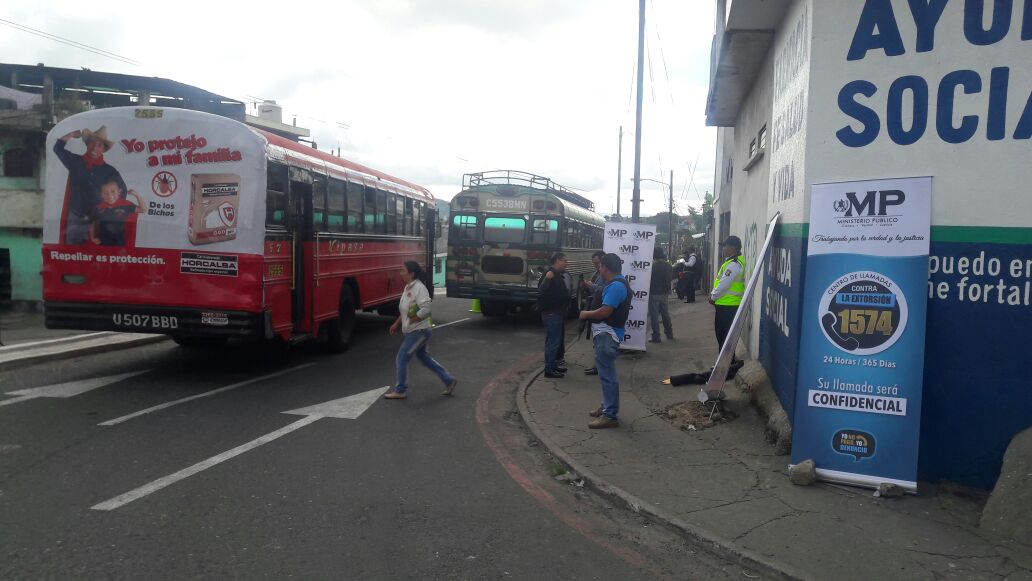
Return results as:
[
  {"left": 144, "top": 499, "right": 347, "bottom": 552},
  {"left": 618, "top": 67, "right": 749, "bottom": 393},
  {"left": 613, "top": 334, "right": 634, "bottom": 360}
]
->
[{"left": 522, "top": 299, "right": 1031, "bottom": 581}]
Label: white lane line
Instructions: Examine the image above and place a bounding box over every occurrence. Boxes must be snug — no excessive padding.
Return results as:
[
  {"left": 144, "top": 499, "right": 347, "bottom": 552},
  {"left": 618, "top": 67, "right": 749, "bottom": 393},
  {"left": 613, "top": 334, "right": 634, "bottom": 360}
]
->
[
  {"left": 92, "top": 386, "right": 388, "bottom": 511},
  {"left": 98, "top": 363, "right": 316, "bottom": 426},
  {"left": 0, "top": 395, "right": 36, "bottom": 408},
  {"left": 433, "top": 317, "right": 471, "bottom": 330},
  {"left": 91, "top": 415, "right": 321, "bottom": 511}
]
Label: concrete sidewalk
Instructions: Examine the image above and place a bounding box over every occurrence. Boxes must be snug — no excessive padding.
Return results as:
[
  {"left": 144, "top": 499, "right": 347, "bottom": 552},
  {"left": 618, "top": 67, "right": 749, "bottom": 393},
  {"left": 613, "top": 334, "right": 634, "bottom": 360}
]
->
[
  {"left": 0, "top": 309, "right": 166, "bottom": 370},
  {"left": 520, "top": 299, "right": 1028, "bottom": 580}
]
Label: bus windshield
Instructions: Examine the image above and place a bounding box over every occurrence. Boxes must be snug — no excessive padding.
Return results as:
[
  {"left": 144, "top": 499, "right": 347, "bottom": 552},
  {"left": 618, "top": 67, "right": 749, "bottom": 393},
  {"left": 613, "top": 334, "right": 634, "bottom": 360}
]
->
[{"left": 483, "top": 216, "right": 526, "bottom": 244}]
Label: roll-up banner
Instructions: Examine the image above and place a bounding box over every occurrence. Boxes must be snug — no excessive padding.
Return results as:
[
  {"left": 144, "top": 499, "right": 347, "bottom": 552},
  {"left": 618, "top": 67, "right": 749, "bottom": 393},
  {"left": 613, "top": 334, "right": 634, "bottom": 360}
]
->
[
  {"left": 603, "top": 222, "right": 657, "bottom": 351},
  {"left": 791, "top": 177, "right": 931, "bottom": 492}
]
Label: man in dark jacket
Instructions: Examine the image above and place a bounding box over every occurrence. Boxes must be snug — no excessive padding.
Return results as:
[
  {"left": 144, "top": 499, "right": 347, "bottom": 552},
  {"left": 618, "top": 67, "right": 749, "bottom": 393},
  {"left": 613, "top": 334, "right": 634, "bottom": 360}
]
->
[
  {"left": 53, "top": 126, "right": 128, "bottom": 244},
  {"left": 538, "top": 253, "right": 570, "bottom": 378},
  {"left": 648, "top": 248, "right": 674, "bottom": 342}
]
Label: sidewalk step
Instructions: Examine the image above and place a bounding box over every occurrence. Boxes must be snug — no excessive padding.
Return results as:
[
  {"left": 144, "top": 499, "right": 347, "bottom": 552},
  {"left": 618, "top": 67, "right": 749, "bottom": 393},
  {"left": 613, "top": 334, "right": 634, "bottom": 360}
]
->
[{"left": 0, "top": 333, "right": 169, "bottom": 372}]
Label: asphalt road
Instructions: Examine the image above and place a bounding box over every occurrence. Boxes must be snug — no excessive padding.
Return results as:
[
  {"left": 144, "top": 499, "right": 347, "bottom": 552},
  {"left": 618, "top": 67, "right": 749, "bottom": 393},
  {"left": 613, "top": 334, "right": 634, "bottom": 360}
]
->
[{"left": 0, "top": 296, "right": 745, "bottom": 580}]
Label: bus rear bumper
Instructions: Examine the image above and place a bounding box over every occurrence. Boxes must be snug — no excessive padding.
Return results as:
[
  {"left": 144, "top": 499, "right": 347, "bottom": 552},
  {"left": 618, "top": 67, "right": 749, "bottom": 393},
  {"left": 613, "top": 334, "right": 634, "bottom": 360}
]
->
[
  {"left": 44, "top": 302, "right": 265, "bottom": 339},
  {"left": 445, "top": 283, "right": 539, "bottom": 303}
]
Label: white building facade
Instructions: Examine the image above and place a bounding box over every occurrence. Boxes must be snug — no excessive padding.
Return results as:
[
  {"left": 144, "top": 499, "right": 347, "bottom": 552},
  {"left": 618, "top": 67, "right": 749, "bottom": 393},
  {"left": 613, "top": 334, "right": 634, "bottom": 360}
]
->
[{"left": 707, "top": 0, "right": 1031, "bottom": 488}]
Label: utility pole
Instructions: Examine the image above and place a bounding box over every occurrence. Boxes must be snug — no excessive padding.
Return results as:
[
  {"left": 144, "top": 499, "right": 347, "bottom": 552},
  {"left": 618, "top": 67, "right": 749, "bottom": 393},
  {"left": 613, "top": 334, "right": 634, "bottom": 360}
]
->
[
  {"left": 631, "top": 0, "right": 645, "bottom": 223},
  {"left": 668, "top": 169, "right": 674, "bottom": 258},
  {"left": 616, "top": 126, "right": 623, "bottom": 217}
]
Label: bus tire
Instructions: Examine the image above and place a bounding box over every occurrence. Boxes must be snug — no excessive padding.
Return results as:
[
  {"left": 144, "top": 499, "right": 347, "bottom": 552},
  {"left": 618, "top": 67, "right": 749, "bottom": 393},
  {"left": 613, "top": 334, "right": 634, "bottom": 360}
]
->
[
  {"left": 325, "top": 286, "right": 357, "bottom": 353},
  {"left": 481, "top": 300, "right": 505, "bottom": 317}
]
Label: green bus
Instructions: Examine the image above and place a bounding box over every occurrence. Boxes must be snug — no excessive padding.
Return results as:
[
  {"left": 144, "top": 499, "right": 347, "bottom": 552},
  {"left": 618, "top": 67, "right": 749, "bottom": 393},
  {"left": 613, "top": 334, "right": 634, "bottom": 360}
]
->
[{"left": 446, "top": 170, "right": 604, "bottom": 317}]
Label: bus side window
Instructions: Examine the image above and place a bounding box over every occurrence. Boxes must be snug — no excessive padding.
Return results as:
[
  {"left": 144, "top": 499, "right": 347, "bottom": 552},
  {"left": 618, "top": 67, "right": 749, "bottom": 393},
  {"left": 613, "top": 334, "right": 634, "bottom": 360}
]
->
[
  {"left": 414, "top": 201, "right": 422, "bottom": 236},
  {"left": 328, "top": 178, "right": 346, "bottom": 233},
  {"left": 312, "top": 175, "right": 328, "bottom": 232},
  {"left": 375, "top": 189, "right": 388, "bottom": 234},
  {"left": 266, "top": 162, "right": 287, "bottom": 228},
  {"left": 386, "top": 193, "right": 398, "bottom": 235},
  {"left": 399, "top": 196, "right": 409, "bottom": 236},
  {"left": 364, "top": 186, "right": 377, "bottom": 233},
  {"left": 347, "top": 180, "right": 363, "bottom": 233}
]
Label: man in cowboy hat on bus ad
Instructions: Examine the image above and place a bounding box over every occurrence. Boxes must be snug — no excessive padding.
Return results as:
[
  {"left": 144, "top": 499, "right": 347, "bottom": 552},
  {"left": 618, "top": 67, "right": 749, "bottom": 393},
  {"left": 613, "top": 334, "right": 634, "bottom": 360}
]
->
[{"left": 53, "top": 125, "right": 129, "bottom": 244}]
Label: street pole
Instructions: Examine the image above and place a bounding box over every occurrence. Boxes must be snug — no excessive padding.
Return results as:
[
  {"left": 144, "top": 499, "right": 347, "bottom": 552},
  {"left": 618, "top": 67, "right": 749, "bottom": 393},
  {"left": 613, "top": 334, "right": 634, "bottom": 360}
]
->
[
  {"left": 616, "top": 126, "right": 623, "bottom": 218},
  {"left": 631, "top": 0, "right": 645, "bottom": 224},
  {"left": 668, "top": 169, "right": 674, "bottom": 259}
]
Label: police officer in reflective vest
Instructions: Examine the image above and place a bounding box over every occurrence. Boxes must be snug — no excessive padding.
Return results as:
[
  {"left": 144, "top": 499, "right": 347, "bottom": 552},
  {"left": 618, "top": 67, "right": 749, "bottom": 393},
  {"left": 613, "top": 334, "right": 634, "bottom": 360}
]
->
[{"left": 710, "top": 236, "right": 745, "bottom": 364}]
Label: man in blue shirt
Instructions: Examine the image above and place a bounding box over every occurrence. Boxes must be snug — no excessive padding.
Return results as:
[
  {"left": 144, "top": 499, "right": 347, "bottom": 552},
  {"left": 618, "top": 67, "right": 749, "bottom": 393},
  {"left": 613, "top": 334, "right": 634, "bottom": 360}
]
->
[{"left": 578, "top": 253, "right": 632, "bottom": 429}]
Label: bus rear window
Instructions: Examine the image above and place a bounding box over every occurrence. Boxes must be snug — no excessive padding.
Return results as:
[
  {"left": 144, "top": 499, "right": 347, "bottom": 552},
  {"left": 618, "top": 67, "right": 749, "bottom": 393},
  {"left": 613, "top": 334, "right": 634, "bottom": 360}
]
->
[
  {"left": 451, "top": 214, "right": 478, "bottom": 242},
  {"left": 484, "top": 216, "right": 526, "bottom": 244},
  {"left": 531, "top": 218, "right": 559, "bottom": 245}
]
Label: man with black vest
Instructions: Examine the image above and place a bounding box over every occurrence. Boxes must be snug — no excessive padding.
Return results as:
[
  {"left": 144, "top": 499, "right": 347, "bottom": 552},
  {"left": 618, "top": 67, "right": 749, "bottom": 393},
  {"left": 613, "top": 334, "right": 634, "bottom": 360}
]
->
[
  {"left": 538, "top": 253, "right": 570, "bottom": 378},
  {"left": 578, "top": 253, "right": 632, "bottom": 429}
]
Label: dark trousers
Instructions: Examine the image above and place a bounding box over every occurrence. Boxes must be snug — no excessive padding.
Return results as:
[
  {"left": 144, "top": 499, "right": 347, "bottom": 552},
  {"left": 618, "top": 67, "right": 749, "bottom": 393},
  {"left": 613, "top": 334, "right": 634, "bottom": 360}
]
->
[
  {"left": 684, "top": 273, "right": 696, "bottom": 302},
  {"left": 542, "top": 312, "right": 564, "bottom": 372},
  {"left": 714, "top": 304, "right": 739, "bottom": 362}
]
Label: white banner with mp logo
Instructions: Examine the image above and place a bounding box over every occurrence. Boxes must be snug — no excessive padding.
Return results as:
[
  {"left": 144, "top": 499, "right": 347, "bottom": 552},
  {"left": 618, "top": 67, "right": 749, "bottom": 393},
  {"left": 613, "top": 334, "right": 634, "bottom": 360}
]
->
[{"left": 603, "top": 221, "right": 657, "bottom": 351}]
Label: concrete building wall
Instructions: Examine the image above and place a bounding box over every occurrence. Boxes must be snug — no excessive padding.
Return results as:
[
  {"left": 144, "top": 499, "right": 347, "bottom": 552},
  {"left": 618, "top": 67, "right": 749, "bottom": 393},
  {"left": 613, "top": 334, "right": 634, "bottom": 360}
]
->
[
  {"left": 729, "top": 45, "right": 775, "bottom": 357},
  {"left": 709, "top": 0, "right": 1031, "bottom": 488}
]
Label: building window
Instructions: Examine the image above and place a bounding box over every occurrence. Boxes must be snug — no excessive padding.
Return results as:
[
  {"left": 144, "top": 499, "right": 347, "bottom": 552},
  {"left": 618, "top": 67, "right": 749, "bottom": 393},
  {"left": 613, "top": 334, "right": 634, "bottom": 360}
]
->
[
  {"left": 3, "top": 148, "right": 35, "bottom": 178},
  {"left": 758, "top": 125, "right": 767, "bottom": 150},
  {"left": 749, "top": 138, "right": 757, "bottom": 159}
]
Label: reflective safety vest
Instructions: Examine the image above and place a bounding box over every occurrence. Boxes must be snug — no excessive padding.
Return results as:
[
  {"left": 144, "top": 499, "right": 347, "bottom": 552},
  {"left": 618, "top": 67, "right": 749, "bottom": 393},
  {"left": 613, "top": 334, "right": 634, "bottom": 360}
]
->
[{"left": 712, "top": 256, "right": 746, "bottom": 306}]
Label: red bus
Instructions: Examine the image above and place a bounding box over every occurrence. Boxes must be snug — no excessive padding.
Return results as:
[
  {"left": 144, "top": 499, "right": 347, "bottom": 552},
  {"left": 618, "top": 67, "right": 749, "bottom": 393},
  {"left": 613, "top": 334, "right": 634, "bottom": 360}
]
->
[{"left": 42, "top": 107, "right": 437, "bottom": 350}]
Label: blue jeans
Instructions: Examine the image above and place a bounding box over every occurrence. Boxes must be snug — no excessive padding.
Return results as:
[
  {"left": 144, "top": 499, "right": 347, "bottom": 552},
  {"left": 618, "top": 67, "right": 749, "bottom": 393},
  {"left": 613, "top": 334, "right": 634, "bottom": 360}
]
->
[
  {"left": 593, "top": 333, "right": 620, "bottom": 420},
  {"left": 648, "top": 294, "right": 672, "bottom": 339},
  {"left": 395, "top": 329, "right": 454, "bottom": 392},
  {"left": 542, "top": 312, "right": 564, "bottom": 372}
]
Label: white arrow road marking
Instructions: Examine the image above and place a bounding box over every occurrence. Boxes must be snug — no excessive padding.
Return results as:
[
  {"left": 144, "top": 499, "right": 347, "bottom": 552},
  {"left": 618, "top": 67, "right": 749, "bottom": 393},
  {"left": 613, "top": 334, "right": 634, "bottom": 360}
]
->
[
  {"left": 283, "top": 385, "right": 390, "bottom": 419},
  {"left": 98, "top": 363, "right": 316, "bottom": 426},
  {"left": 91, "top": 385, "right": 389, "bottom": 511},
  {"left": 0, "top": 370, "right": 151, "bottom": 408}
]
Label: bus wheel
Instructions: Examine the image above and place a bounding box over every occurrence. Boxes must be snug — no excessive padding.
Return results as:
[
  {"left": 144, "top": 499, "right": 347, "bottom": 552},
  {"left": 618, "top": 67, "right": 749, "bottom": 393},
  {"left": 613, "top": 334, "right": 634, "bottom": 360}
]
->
[
  {"left": 481, "top": 300, "right": 504, "bottom": 317},
  {"left": 325, "top": 286, "right": 357, "bottom": 353}
]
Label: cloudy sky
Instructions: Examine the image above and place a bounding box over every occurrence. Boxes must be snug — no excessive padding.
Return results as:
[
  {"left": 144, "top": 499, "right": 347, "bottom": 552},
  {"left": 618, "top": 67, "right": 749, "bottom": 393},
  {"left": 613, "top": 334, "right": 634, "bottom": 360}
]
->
[{"left": 2, "top": 0, "right": 716, "bottom": 216}]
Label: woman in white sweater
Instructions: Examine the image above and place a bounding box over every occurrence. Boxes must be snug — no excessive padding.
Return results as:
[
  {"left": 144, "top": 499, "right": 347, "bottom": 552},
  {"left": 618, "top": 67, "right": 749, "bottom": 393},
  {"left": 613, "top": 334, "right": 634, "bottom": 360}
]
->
[{"left": 384, "top": 261, "right": 457, "bottom": 399}]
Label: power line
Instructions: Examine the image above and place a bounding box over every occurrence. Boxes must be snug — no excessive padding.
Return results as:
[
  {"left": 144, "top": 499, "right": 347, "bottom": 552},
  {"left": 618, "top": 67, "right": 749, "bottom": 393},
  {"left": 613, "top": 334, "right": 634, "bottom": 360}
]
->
[
  {"left": 0, "top": 18, "right": 141, "bottom": 67},
  {"left": 649, "top": 0, "right": 675, "bottom": 106}
]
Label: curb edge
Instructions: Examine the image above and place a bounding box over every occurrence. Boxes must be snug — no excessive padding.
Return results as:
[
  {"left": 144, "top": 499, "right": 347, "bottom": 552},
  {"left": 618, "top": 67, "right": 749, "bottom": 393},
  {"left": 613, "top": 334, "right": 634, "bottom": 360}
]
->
[
  {"left": 515, "top": 366, "right": 810, "bottom": 581},
  {"left": 0, "top": 335, "right": 170, "bottom": 372}
]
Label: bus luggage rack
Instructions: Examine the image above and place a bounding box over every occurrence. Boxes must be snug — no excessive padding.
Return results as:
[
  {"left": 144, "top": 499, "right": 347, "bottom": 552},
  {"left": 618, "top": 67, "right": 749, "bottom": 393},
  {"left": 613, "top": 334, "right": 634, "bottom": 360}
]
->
[{"left": 463, "top": 170, "right": 594, "bottom": 211}]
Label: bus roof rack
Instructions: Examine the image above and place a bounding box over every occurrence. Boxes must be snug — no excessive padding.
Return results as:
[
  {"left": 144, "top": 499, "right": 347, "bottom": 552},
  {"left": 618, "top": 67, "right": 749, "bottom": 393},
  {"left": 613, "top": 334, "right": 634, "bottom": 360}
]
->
[{"left": 463, "top": 170, "right": 595, "bottom": 211}]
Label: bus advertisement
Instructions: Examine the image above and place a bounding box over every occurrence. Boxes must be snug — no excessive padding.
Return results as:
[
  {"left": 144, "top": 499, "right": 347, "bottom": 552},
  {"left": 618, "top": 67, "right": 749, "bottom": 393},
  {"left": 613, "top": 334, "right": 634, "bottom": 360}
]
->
[
  {"left": 445, "top": 171, "right": 603, "bottom": 317},
  {"left": 43, "top": 107, "right": 436, "bottom": 350}
]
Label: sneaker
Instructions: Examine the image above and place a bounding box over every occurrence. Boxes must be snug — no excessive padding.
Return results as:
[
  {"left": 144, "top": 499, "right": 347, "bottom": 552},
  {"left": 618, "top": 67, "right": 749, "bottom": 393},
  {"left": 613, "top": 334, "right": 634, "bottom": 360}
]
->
[
  {"left": 588, "top": 406, "right": 603, "bottom": 418},
  {"left": 384, "top": 390, "right": 407, "bottom": 400},
  {"left": 442, "top": 380, "right": 457, "bottom": 396},
  {"left": 648, "top": 337, "right": 661, "bottom": 343},
  {"left": 588, "top": 416, "right": 619, "bottom": 429},
  {"left": 666, "top": 334, "right": 674, "bottom": 340},
  {"left": 544, "top": 370, "right": 566, "bottom": 379},
  {"left": 584, "top": 367, "right": 598, "bottom": 376}
]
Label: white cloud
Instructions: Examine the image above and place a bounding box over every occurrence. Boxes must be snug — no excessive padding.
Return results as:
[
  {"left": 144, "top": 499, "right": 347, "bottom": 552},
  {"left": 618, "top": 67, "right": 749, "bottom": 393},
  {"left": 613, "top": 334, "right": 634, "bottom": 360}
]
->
[{"left": 2, "top": 0, "right": 716, "bottom": 216}]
